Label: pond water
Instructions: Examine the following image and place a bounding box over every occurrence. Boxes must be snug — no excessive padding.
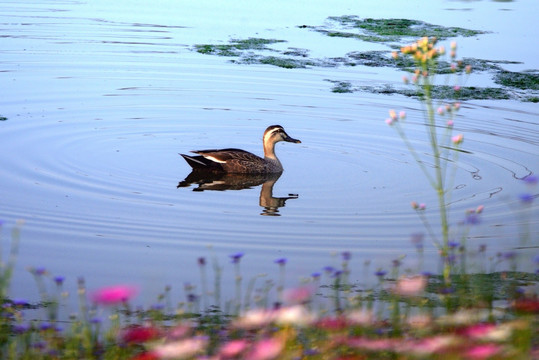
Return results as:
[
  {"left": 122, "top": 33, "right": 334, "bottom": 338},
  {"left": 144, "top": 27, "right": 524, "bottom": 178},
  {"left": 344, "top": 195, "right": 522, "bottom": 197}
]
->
[{"left": 1, "top": 0, "right": 538, "bottom": 307}]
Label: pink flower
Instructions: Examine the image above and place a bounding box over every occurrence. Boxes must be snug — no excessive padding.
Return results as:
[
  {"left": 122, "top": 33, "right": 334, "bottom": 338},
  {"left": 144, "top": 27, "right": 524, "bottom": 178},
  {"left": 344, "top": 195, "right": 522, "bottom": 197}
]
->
[
  {"left": 246, "top": 338, "right": 284, "bottom": 360},
  {"left": 389, "top": 109, "right": 397, "bottom": 121},
  {"left": 393, "top": 275, "right": 427, "bottom": 297},
  {"left": 233, "top": 309, "right": 276, "bottom": 329},
  {"left": 91, "top": 285, "right": 138, "bottom": 305},
  {"left": 465, "top": 344, "right": 503, "bottom": 359},
  {"left": 153, "top": 337, "right": 207, "bottom": 359},
  {"left": 402, "top": 335, "right": 456, "bottom": 355},
  {"left": 219, "top": 339, "right": 248, "bottom": 358},
  {"left": 452, "top": 134, "right": 464, "bottom": 145},
  {"left": 460, "top": 323, "right": 497, "bottom": 339},
  {"left": 347, "top": 337, "right": 396, "bottom": 352},
  {"left": 283, "top": 286, "right": 313, "bottom": 304},
  {"left": 454, "top": 85, "right": 461, "bottom": 92}
]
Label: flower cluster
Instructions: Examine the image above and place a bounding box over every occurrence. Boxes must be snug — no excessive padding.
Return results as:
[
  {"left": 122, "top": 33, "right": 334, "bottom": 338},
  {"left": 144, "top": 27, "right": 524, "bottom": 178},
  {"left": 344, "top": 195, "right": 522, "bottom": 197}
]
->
[{"left": 398, "top": 36, "right": 444, "bottom": 65}]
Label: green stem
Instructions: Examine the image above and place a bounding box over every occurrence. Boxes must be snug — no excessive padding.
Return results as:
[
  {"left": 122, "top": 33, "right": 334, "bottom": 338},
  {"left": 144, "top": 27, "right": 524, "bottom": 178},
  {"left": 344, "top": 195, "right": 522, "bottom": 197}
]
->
[{"left": 424, "top": 69, "right": 450, "bottom": 284}]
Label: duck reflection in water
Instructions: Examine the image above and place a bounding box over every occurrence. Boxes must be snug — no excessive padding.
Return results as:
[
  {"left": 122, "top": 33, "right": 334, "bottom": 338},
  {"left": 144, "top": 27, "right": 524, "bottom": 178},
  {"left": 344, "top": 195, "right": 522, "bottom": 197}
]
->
[
  {"left": 178, "top": 125, "right": 301, "bottom": 215},
  {"left": 177, "top": 171, "right": 298, "bottom": 216}
]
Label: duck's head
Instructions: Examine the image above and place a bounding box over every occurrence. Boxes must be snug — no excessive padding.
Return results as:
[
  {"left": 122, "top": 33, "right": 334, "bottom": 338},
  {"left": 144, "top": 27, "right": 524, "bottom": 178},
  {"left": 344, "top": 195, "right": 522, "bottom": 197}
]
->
[{"left": 263, "top": 125, "right": 301, "bottom": 145}]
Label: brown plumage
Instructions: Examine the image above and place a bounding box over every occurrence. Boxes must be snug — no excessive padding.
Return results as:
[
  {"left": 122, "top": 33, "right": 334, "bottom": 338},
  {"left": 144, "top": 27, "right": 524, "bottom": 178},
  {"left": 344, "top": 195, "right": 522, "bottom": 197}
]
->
[{"left": 180, "top": 125, "right": 301, "bottom": 173}]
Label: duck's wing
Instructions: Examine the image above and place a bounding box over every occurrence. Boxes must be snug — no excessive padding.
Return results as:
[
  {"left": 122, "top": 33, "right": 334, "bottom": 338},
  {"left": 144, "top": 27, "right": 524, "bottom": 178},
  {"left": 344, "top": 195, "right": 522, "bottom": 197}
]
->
[
  {"left": 192, "top": 148, "right": 266, "bottom": 173},
  {"left": 180, "top": 153, "right": 224, "bottom": 171}
]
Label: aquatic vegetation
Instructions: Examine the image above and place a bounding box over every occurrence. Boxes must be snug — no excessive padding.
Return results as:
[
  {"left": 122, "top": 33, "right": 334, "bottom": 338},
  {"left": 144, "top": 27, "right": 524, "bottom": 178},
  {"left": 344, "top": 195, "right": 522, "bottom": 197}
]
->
[
  {"left": 322, "top": 16, "right": 486, "bottom": 42},
  {"left": 193, "top": 38, "right": 286, "bottom": 57},
  {"left": 191, "top": 17, "right": 537, "bottom": 100},
  {"left": 494, "top": 70, "right": 539, "bottom": 90},
  {"left": 303, "top": 16, "right": 484, "bottom": 43}
]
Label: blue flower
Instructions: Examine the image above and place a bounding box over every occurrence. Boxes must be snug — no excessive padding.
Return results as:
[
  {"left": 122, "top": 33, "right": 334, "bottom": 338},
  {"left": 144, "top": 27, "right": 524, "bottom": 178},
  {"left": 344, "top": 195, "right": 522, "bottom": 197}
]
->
[
  {"left": 54, "top": 276, "right": 65, "bottom": 285},
  {"left": 375, "top": 270, "right": 387, "bottom": 277},
  {"left": 519, "top": 193, "right": 534, "bottom": 204},
  {"left": 274, "top": 258, "right": 287, "bottom": 265},
  {"left": 229, "top": 252, "right": 244, "bottom": 264},
  {"left": 341, "top": 251, "right": 351, "bottom": 261},
  {"left": 311, "top": 272, "right": 321, "bottom": 278}
]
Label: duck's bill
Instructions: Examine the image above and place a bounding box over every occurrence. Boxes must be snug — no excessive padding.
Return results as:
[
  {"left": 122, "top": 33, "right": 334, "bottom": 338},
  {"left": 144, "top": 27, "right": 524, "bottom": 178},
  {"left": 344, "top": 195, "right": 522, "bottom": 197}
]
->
[{"left": 284, "top": 133, "right": 301, "bottom": 144}]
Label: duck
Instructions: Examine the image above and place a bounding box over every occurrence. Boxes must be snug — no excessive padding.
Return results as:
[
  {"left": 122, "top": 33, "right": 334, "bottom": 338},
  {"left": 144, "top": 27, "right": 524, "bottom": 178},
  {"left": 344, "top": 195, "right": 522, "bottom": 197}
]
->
[{"left": 180, "top": 125, "right": 301, "bottom": 174}]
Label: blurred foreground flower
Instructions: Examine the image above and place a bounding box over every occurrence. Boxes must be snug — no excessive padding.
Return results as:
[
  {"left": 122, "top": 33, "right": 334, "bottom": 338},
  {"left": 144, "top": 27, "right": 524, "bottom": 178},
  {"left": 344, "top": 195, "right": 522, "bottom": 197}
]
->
[
  {"left": 246, "top": 338, "right": 284, "bottom": 360},
  {"left": 219, "top": 339, "right": 248, "bottom": 358},
  {"left": 152, "top": 337, "right": 207, "bottom": 359},
  {"left": 91, "top": 284, "right": 138, "bottom": 305},
  {"left": 121, "top": 325, "right": 161, "bottom": 344},
  {"left": 393, "top": 275, "right": 427, "bottom": 297}
]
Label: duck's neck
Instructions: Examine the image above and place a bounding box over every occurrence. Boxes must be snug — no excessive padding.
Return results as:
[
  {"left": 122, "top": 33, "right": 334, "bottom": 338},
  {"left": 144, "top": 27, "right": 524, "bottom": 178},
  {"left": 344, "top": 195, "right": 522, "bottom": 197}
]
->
[
  {"left": 263, "top": 141, "right": 283, "bottom": 171},
  {"left": 263, "top": 139, "right": 277, "bottom": 159}
]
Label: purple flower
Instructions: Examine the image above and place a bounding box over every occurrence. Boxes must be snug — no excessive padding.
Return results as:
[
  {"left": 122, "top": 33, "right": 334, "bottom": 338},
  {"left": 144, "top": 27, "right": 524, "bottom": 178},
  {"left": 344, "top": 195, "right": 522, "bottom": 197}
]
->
[
  {"left": 448, "top": 241, "right": 460, "bottom": 249},
  {"left": 32, "top": 267, "right": 46, "bottom": 276},
  {"left": 341, "top": 251, "right": 351, "bottom": 261},
  {"left": 90, "top": 317, "right": 102, "bottom": 324},
  {"left": 198, "top": 257, "right": 206, "bottom": 266},
  {"left": 311, "top": 272, "right": 321, "bottom": 278},
  {"left": 503, "top": 251, "right": 516, "bottom": 260},
  {"left": 333, "top": 270, "right": 343, "bottom": 278},
  {"left": 519, "top": 193, "right": 534, "bottom": 204},
  {"left": 323, "top": 266, "right": 335, "bottom": 274},
  {"left": 439, "top": 286, "right": 455, "bottom": 294},
  {"left": 187, "top": 294, "right": 198, "bottom": 303},
  {"left": 523, "top": 175, "right": 538, "bottom": 185},
  {"left": 410, "top": 233, "right": 424, "bottom": 249},
  {"left": 274, "top": 258, "right": 287, "bottom": 265},
  {"left": 39, "top": 322, "right": 52, "bottom": 331},
  {"left": 465, "top": 212, "right": 481, "bottom": 225},
  {"left": 229, "top": 252, "right": 244, "bottom": 264},
  {"left": 375, "top": 270, "right": 387, "bottom": 277},
  {"left": 13, "top": 299, "right": 29, "bottom": 307},
  {"left": 13, "top": 324, "right": 29, "bottom": 334},
  {"left": 54, "top": 276, "right": 65, "bottom": 285}
]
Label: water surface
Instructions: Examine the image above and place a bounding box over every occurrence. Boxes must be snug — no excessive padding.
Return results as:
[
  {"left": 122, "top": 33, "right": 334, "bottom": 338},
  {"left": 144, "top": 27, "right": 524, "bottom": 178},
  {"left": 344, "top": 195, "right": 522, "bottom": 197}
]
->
[{"left": 0, "top": 0, "right": 537, "bottom": 306}]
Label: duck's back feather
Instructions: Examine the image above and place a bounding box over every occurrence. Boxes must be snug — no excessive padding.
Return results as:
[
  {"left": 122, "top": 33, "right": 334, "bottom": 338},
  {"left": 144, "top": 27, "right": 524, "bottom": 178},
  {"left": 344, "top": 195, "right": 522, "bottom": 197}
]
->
[{"left": 183, "top": 149, "right": 269, "bottom": 173}]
